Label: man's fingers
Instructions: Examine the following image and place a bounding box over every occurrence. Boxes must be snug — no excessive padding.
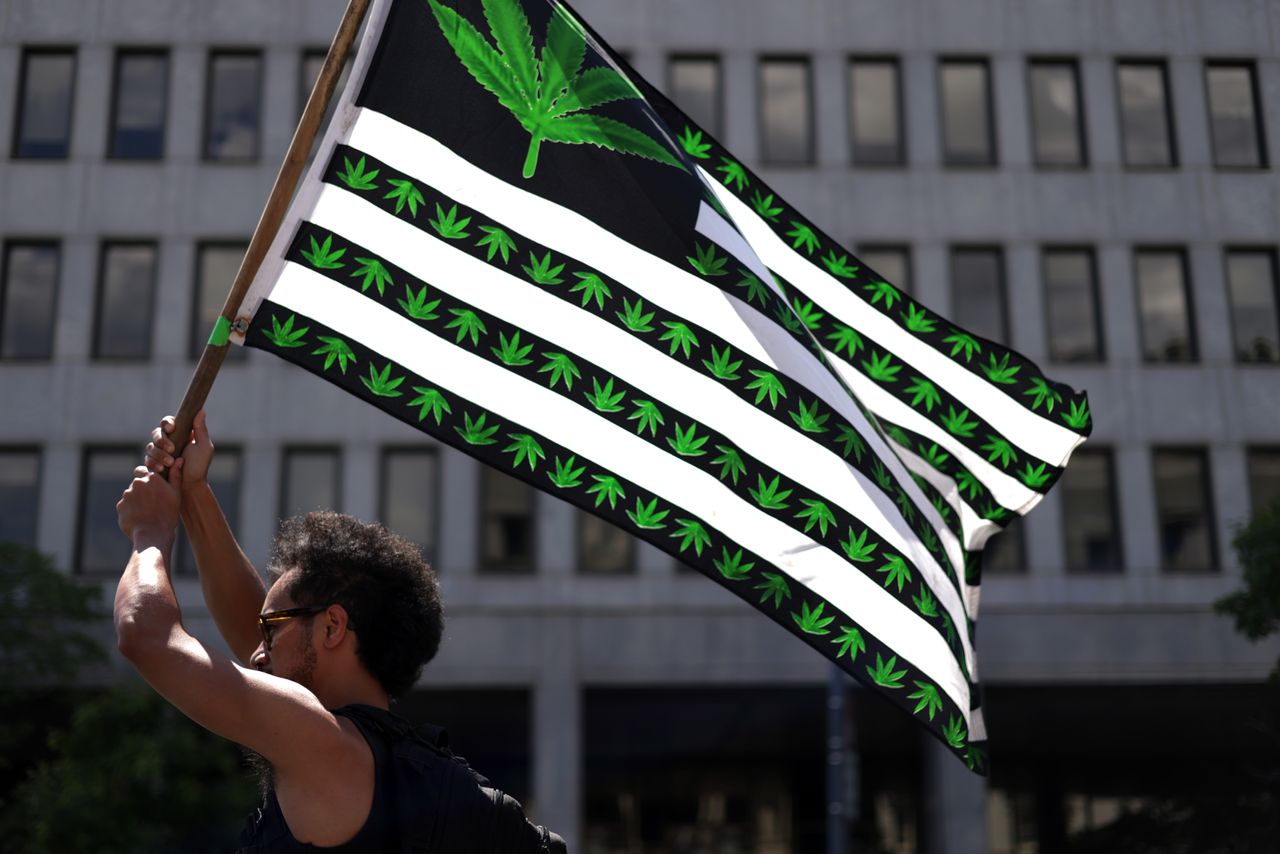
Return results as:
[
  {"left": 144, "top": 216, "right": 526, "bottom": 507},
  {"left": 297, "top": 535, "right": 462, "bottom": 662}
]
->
[
  {"left": 145, "top": 442, "right": 174, "bottom": 469},
  {"left": 169, "top": 457, "right": 184, "bottom": 489},
  {"left": 133, "top": 465, "right": 151, "bottom": 478},
  {"left": 193, "top": 409, "right": 210, "bottom": 446}
]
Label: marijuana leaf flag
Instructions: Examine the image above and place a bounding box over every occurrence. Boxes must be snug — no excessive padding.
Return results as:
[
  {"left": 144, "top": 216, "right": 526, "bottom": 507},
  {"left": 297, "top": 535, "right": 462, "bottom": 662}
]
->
[{"left": 233, "top": 0, "right": 1091, "bottom": 773}]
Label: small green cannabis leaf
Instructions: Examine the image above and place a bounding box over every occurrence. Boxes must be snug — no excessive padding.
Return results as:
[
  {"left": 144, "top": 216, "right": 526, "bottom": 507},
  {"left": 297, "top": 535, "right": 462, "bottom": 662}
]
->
[
  {"left": 878, "top": 552, "right": 912, "bottom": 593},
  {"left": 943, "top": 329, "right": 981, "bottom": 363},
  {"left": 901, "top": 303, "right": 937, "bottom": 333},
  {"left": 735, "top": 270, "right": 770, "bottom": 308},
  {"left": 628, "top": 399, "right": 664, "bottom": 437},
  {"left": 312, "top": 336, "right": 357, "bottom": 374},
  {"left": 456, "top": 411, "right": 500, "bottom": 445},
  {"left": 862, "top": 350, "right": 901, "bottom": 383},
  {"left": 492, "top": 329, "right": 534, "bottom": 366},
  {"left": 547, "top": 454, "right": 585, "bottom": 488},
  {"left": 792, "top": 601, "right": 835, "bottom": 635},
  {"left": 584, "top": 376, "right": 625, "bottom": 412},
  {"left": 667, "top": 422, "right": 709, "bottom": 458},
  {"left": 503, "top": 432, "right": 546, "bottom": 471},
  {"left": 384, "top": 179, "right": 424, "bottom": 217},
  {"left": 840, "top": 528, "right": 877, "bottom": 563},
  {"left": 955, "top": 470, "right": 983, "bottom": 501},
  {"left": 408, "top": 386, "right": 452, "bottom": 425},
  {"left": 570, "top": 272, "right": 612, "bottom": 309},
  {"left": 1062, "top": 398, "right": 1090, "bottom": 429},
  {"left": 746, "top": 369, "right": 786, "bottom": 409},
  {"left": 789, "top": 399, "right": 829, "bottom": 434},
  {"left": 751, "top": 190, "right": 783, "bottom": 222},
  {"left": 687, "top": 243, "right": 729, "bottom": 278},
  {"left": 785, "top": 221, "right": 820, "bottom": 255},
  {"left": 302, "top": 234, "right": 346, "bottom": 270},
  {"left": 671, "top": 517, "right": 711, "bottom": 556},
  {"left": 1024, "top": 377, "right": 1063, "bottom": 413},
  {"left": 965, "top": 745, "right": 986, "bottom": 772},
  {"left": 361, "top": 362, "right": 405, "bottom": 398},
  {"left": 919, "top": 442, "right": 949, "bottom": 469},
  {"left": 943, "top": 716, "right": 967, "bottom": 749},
  {"left": 715, "top": 156, "right": 749, "bottom": 191},
  {"left": 587, "top": 473, "right": 625, "bottom": 509},
  {"left": 702, "top": 344, "right": 742, "bottom": 381},
  {"left": 871, "top": 459, "right": 893, "bottom": 490},
  {"left": 904, "top": 376, "right": 940, "bottom": 412},
  {"left": 908, "top": 681, "right": 943, "bottom": 720},
  {"left": 1019, "top": 461, "right": 1052, "bottom": 489},
  {"left": 539, "top": 351, "right": 581, "bottom": 390},
  {"left": 678, "top": 126, "right": 712, "bottom": 159},
  {"left": 822, "top": 251, "right": 859, "bottom": 279},
  {"left": 445, "top": 308, "right": 487, "bottom": 347},
  {"left": 795, "top": 499, "right": 836, "bottom": 537},
  {"left": 711, "top": 444, "right": 746, "bottom": 485},
  {"left": 826, "top": 323, "right": 864, "bottom": 359},
  {"left": 749, "top": 474, "right": 792, "bottom": 511},
  {"left": 476, "top": 226, "right": 517, "bottom": 264},
  {"left": 773, "top": 302, "right": 805, "bottom": 336},
  {"left": 262, "top": 314, "right": 308, "bottom": 348},
  {"left": 522, "top": 250, "right": 565, "bottom": 285},
  {"left": 429, "top": 203, "right": 472, "bottom": 240},
  {"left": 428, "top": 0, "right": 683, "bottom": 179},
  {"left": 754, "top": 572, "right": 791, "bottom": 608},
  {"left": 714, "top": 547, "right": 754, "bottom": 581},
  {"left": 397, "top": 283, "right": 442, "bottom": 321},
  {"left": 659, "top": 321, "right": 699, "bottom": 359},
  {"left": 338, "top": 155, "right": 379, "bottom": 191},
  {"left": 941, "top": 406, "right": 978, "bottom": 439},
  {"left": 790, "top": 298, "right": 824, "bottom": 331},
  {"left": 981, "top": 435, "right": 1018, "bottom": 468},
  {"left": 983, "top": 352, "right": 1020, "bottom": 385},
  {"left": 912, "top": 586, "right": 939, "bottom": 618},
  {"left": 350, "top": 257, "right": 393, "bottom": 296},
  {"left": 866, "top": 653, "right": 907, "bottom": 689},
  {"left": 835, "top": 425, "right": 865, "bottom": 462},
  {"left": 863, "top": 280, "right": 901, "bottom": 310},
  {"left": 626, "top": 496, "right": 669, "bottom": 530},
  {"left": 832, "top": 626, "right": 865, "bottom": 660},
  {"left": 616, "top": 296, "right": 655, "bottom": 333}
]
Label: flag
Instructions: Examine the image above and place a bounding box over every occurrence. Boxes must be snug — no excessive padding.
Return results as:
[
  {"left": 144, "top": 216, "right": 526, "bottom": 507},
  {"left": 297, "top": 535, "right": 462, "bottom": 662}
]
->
[{"left": 233, "top": 0, "right": 1091, "bottom": 772}]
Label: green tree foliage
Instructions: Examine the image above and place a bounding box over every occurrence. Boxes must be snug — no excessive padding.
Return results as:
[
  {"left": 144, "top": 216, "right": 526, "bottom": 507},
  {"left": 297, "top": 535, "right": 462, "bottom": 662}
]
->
[{"left": 1215, "top": 499, "right": 1280, "bottom": 675}]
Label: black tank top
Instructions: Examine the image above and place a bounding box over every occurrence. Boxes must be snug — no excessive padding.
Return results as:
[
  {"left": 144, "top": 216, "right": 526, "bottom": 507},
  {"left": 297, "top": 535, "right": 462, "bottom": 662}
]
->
[{"left": 236, "top": 705, "right": 396, "bottom": 853}]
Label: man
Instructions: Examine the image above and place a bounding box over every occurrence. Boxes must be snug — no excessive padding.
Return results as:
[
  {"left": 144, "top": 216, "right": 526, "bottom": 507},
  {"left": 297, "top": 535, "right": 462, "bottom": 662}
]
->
[{"left": 116, "top": 411, "right": 560, "bottom": 851}]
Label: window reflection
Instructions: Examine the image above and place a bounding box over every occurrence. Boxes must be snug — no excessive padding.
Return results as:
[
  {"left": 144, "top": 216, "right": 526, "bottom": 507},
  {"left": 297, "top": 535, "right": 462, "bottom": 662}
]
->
[
  {"left": 480, "top": 467, "right": 534, "bottom": 572},
  {"left": 110, "top": 51, "right": 168, "bottom": 159},
  {"left": 578, "top": 510, "right": 633, "bottom": 575},
  {"left": 381, "top": 448, "right": 438, "bottom": 560},
  {"left": 95, "top": 243, "right": 157, "bottom": 360},
  {"left": 1246, "top": 448, "right": 1280, "bottom": 514},
  {"left": 1117, "top": 63, "right": 1175, "bottom": 167},
  {"left": 1206, "top": 64, "right": 1265, "bottom": 169},
  {"left": 281, "top": 448, "right": 340, "bottom": 519},
  {"left": 669, "top": 56, "right": 721, "bottom": 138},
  {"left": 175, "top": 449, "right": 242, "bottom": 575},
  {"left": 1061, "top": 449, "right": 1122, "bottom": 573},
  {"left": 940, "top": 60, "right": 995, "bottom": 166},
  {"left": 1029, "top": 61, "right": 1084, "bottom": 167},
  {"left": 78, "top": 449, "right": 136, "bottom": 574},
  {"left": 849, "top": 59, "right": 903, "bottom": 165},
  {"left": 193, "top": 243, "right": 247, "bottom": 361},
  {"left": 1, "top": 243, "right": 60, "bottom": 360},
  {"left": 1043, "top": 248, "right": 1102, "bottom": 362},
  {"left": 1153, "top": 449, "right": 1216, "bottom": 573},
  {"left": 1226, "top": 250, "right": 1279, "bottom": 363},
  {"left": 1135, "top": 250, "right": 1195, "bottom": 362},
  {"left": 205, "top": 52, "right": 262, "bottom": 160},
  {"left": 0, "top": 450, "right": 40, "bottom": 549},
  {"left": 949, "top": 248, "right": 1007, "bottom": 345},
  {"left": 15, "top": 50, "right": 75, "bottom": 158},
  {"left": 760, "top": 58, "right": 812, "bottom": 165}
]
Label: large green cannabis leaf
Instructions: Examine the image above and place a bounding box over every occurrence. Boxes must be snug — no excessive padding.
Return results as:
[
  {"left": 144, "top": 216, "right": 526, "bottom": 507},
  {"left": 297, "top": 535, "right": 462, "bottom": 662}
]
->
[{"left": 428, "top": 0, "right": 685, "bottom": 178}]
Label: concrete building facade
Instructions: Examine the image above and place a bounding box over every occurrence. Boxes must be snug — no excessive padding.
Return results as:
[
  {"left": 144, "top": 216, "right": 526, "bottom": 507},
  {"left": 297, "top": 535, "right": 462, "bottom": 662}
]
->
[{"left": 2, "top": 1, "right": 1279, "bottom": 851}]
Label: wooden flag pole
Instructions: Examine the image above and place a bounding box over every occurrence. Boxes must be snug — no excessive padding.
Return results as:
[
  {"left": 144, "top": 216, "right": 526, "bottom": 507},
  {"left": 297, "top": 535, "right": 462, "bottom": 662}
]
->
[{"left": 169, "top": 0, "right": 373, "bottom": 453}]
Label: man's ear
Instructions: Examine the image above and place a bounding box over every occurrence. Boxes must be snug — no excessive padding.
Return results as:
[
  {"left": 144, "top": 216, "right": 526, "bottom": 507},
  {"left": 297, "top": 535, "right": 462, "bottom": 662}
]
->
[{"left": 320, "top": 604, "right": 351, "bottom": 649}]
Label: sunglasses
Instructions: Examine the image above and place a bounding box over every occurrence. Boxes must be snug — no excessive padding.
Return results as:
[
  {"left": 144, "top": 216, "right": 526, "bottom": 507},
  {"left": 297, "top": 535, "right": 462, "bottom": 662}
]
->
[{"left": 257, "top": 605, "right": 328, "bottom": 649}]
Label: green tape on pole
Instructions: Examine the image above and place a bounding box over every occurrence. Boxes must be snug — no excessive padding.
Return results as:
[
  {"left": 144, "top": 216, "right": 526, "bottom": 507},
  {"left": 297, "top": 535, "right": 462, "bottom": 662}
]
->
[{"left": 207, "top": 316, "right": 232, "bottom": 346}]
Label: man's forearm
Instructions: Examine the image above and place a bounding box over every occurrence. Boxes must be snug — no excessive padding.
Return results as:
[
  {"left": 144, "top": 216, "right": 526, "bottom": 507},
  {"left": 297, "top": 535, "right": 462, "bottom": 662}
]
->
[
  {"left": 115, "top": 534, "right": 183, "bottom": 661},
  {"left": 182, "top": 483, "right": 267, "bottom": 663}
]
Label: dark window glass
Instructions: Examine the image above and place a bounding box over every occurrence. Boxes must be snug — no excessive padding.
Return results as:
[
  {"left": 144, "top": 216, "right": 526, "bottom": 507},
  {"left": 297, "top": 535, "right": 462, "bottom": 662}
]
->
[
  {"left": 1206, "top": 63, "right": 1266, "bottom": 169},
  {"left": 984, "top": 517, "right": 1025, "bottom": 574},
  {"left": 13, "top": 50, "right": 75, "bottom": 158},
  {"left": 1, "top": 242, "right": 59, "bottom": 360},
  {"left": 300, "top": 48, "right": 352, "bottom": 128},
  {"left": 1117, "top": 62, "right": 1175, "bottom": 167},
  {"left": 192, "top": 243, "right": 246, "bottom": 360},
  {"left": 759, "top": 58, "right": 812, "bottom": 165},
  {"left": 578, "top": 511, "right": 633, "bottom": 575},
  {"left": 1246, "top": 448, "right": 1280, "bottom": 514},
  {"left": 94, "top": 242, "right": 157, "bottom": 360},
  {"left": 77, "top": 449, "right": 135, "bottom": 574},
  {"left": 1061, "top": 449, "right": 1122, "bottom": 573},
  {"left": 940, "top": 59, "right": 995, "bottom": 166},
  {"left": 0, "top": 449, "right": 41, "bottom": 549},
  {"left": 280, "top": 448, "right": 340, "bottom": 519},
  {"left": 174, "top": 448, "right": 242, "bottom": 575},
  {"left": 949, "top": 247, "right": 1007, "bottom": 345},
  {"left": 858, "top": 245, "right": 911, "bottom": 296},
  {"left": 1135, "top": 249, "right": 1195, "bottom": 362},
  {"left": 109, "top": 51, "right": 168, "bottom": 159},
  {"left": 1226, "top": 249, "right": 1279, "bottom": 363},
  {"left": 1029, "top": 60, "right": 1085, "bottom": 167},
  {"left": 849, "top": 58, "right": 903, "bottom": 165},
  {"left": 1153, "top": 449, "right": 1216, "bottom": 573},
  {"left": 1043, "top": 248, "right": 1102, "bottom": 362},
  {"left": 204, "top": 52, "right": 262, "bottom": 161},
  {"left": 380, "top": 448, "right": 438, "bottom": 560},
  {"left": 480, "top": 467, "right": 534, "bottom": 573},
  {"left": 668, "top": 56, "right": 721, "bottom": 138}
]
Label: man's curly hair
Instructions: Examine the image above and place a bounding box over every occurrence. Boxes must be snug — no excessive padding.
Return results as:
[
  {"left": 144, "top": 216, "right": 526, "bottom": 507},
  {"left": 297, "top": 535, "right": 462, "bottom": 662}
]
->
[{"left": 268, "top": 511, "right": 443, "bottom": 699}]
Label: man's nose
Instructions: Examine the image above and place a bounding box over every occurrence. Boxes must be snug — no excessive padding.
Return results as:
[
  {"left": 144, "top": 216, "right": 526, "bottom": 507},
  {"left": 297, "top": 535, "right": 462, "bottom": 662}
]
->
[{"left": 250, "top": 644, "right": 269, "bottom": 669}]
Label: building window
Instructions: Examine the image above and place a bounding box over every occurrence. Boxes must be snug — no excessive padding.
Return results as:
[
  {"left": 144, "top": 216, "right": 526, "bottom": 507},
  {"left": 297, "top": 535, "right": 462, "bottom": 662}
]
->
[
  {"left": 299, "top": 48, "right": 352, "bottom": 129},
  {"left": 848, "top": 58, "right": 904, "bottom": 166},
  {"left": 578, "top": 510, "right": 633, "bottom": 575},
  {"left": 479, "top": 467, "right": 534, "bottom": 573},
  {"left": 280, "top": 447, "right": 341, "bottom": 519},
  {"left": 204, "top": 51, "right": 262, "bottom": 161},
  {"left": 0, "top": 448, "right": 41, "bottom": 549},
  {"left": 1225, "top": 249, "right": 1279, "bottom": 363},
  {"left": 174, "top": 448, "right": 242, "bottom": 575},
  {"left": 1116, "top": 61, "right": 1176, "bottom": 167},
  {"left": 949, "top": 247, "right": 1007, "bottom": 345},
  {"left": 77, "top": 448, "right": 136, "bottom": 574},
  {"left": 1, "top": 242, "right": 60, "bottom": 360},
  {"left": 939, "top": 59, "right": 996, "bottom": 166},
  {"left": 380, "top": 448, "right": 438, "bottom": 560},
  {"left": 1043, "top": 248, "right": 1103, "bottom": 362},
  {"left": 94, "top": 242, "right": 157, "bottom": 360},
  {"left": 1153, "top": 449, "right": 1216, "bottom": 573},
  {"left": 1135, "top": 249, "right": 1195, "bottom": 362},
  {"left": 1061, "top": 449, "right": 1122, "bottom": 573},
  {"left": 857, "top": 244, "right": 911, "bottom": 296},
  {"left": 668, "top": 55, "right": 722, "bottom": 138},
  {"left": 983, "top": 517, "right": 1025, "bottom": 574},
  {"left": 192, "top": 243, "right": 247, "bottom": 360},
  {"left": 108, "top": 50, "right": 168, "bottom": 159},
  {"left": 759, "top": 57, "right": 813, "bottom": 165},
  {"left": 1028, "top": 60, "right": 1086, "bottom": 167},
  {"left": 1205, "top": 62, "right": 1266, "bottom": 169},
  {"left": 1246, "top": 448, "right": 1280, "bottom": 514},
  {"left": 13, "top": 49, "right": 76, "bottom": 159}
]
